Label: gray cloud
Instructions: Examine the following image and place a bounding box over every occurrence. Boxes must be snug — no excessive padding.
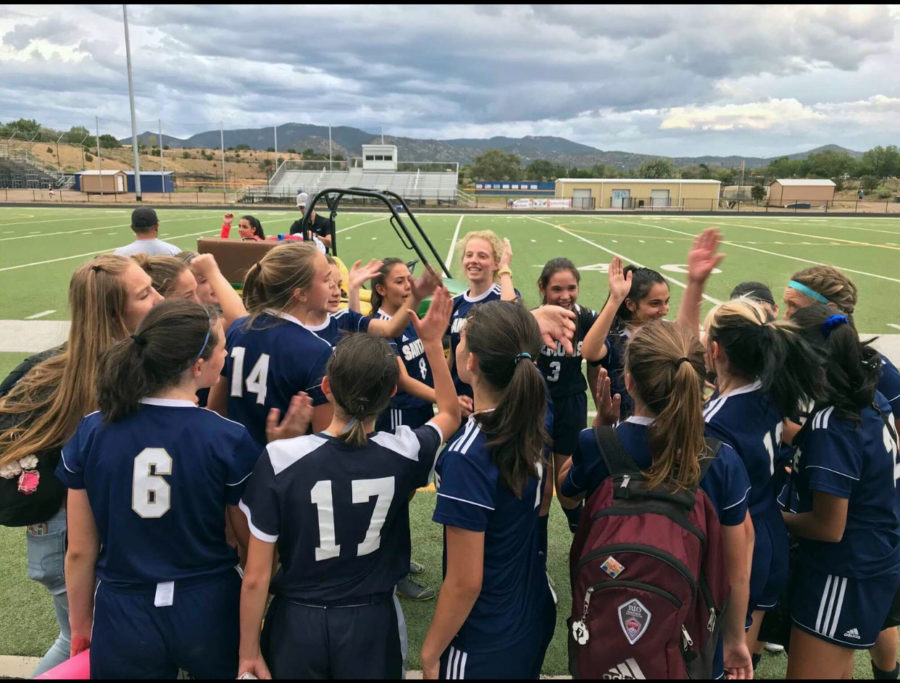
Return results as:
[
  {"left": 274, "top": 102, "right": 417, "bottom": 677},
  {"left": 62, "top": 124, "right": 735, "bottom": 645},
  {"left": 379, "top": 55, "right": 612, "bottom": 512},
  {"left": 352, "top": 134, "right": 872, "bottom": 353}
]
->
[{"left": 0, "top": 4, "right": 897, "bottom": 156}]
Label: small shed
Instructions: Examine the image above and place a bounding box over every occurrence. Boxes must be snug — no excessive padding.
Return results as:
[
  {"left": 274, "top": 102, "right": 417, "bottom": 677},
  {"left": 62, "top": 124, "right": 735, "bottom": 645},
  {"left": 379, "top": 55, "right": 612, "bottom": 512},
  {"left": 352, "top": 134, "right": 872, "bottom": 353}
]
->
[
  {"left": 76, "top": 170, "right": 127, "bottom": 194},
  {"left": 125, "top": 171, "right": 175, "bottom": 193},
  {"left": 555, "top": 178, "right": 721, "bottom": 211},
  {"left": 768, "top": 179, "right": 835, "bottom": 207}
]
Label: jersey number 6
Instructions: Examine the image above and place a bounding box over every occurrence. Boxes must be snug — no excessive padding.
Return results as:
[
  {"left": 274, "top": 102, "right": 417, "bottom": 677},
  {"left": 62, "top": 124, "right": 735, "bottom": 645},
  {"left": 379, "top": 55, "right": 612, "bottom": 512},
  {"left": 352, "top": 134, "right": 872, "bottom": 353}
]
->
[{"left": 132, "top": 447, "right": 172, "bottom": 518}]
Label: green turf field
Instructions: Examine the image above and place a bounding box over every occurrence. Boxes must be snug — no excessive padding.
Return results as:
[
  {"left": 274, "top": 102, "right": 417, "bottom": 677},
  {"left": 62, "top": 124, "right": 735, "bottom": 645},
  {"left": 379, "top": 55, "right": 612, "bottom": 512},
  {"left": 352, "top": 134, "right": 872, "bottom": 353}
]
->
[{"left": 1, "top": 206, "right": 898, "bottom": 677}]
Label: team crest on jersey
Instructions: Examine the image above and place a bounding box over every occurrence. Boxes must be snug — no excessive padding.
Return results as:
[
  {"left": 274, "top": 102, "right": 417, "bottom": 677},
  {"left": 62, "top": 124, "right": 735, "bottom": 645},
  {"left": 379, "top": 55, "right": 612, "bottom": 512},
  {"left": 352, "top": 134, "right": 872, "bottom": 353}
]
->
[{"left": 618, "top": 599, "right": 651, "bottom": 645}]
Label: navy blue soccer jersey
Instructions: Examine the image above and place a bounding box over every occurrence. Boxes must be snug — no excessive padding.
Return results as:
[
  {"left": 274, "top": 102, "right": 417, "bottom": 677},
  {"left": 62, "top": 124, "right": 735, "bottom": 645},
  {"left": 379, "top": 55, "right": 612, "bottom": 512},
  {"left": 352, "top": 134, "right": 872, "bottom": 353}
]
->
[
  {"left": 703, "top": 382, "right": 785, "bottom": 518},
  {"left": 303, "top": 309, "right": 371, "bottom": 347},
  {"left": 537, "top": 304, "right": 599, "bottom": 400},
  {"left": 223, "top": 312, "right": 332, "bottom": 448},
  {"left": 239, "top": 423, "right": 443, "bottom": 603},
  {"left": 786, "top": 397, "right": 900, "bottom": 579},
  {"left": 433, "top": 416, "right": 551, "bottom": 652},
  {"left": 598, "top": 329, "right": 633, "bottom": 420},
  {"left": 449, "top": 285, "right": 520, "bottom": 398},
  {"left": 561, "top": 417, "right": 751, "bottom": 526},
  {"left": 878, "top": 353, "right": 900, "bottom": 418},
  {"left": 375, "top": 309, "right": 434, "bottom": 411},
  {"left": 55, "top": 399, "right": 261, "bottom": 585}
]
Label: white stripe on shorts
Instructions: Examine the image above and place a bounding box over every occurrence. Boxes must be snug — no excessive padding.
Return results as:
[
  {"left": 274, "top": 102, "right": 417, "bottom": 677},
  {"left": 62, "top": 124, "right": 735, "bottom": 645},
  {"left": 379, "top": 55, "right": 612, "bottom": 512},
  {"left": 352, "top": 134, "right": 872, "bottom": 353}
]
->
[{"left": 815, "top": 574, "right": 847, "bottom": 637}]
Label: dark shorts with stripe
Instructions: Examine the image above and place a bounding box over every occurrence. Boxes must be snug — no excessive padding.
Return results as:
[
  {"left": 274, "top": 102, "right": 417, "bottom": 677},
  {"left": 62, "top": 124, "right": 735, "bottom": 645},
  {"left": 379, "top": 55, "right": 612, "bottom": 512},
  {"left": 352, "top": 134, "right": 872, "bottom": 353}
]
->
[
  {"left": 90, "top": 568, "right": 241, "bottom": 679},
  {"left": 791, "top": 567, "right": 900, "bottom": 649},
  {"left": 549, "top": 392, "right": 587, "bottom": 457},
  {"left": 261, "top": 591, "right": 405, "bottom": 678},
  {"left": 438, "top": 587, "right": 556, "bottom": 679},
  {"left": 749, "top": 511, "right": 790, "bottom": 613}
]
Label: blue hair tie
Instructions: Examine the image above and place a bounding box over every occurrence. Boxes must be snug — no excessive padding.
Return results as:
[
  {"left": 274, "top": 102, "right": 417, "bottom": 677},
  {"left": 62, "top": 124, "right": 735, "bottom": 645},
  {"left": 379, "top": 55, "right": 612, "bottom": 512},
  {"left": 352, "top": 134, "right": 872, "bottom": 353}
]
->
[
  {"left": 821, "top": 314, "right": 849, "bottom": 337},
  {"left": 514, "top": 352, "right": 532, "bottom": 365},
  {"left": 788, "top": 280, "right": 829, "bottom": 304}
]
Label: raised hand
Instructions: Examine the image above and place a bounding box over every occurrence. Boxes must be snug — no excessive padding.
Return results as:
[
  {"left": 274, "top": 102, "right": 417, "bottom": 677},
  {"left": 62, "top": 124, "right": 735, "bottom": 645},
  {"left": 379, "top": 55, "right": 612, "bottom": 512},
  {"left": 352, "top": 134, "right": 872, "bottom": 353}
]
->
[
  {"left": 409, "top": 286, "right": 452, "bottom": 344},
  {"left": 349, "top": 258, "right": 383, "bottom": 290},
  {"left": 686, "top": 227, "right": 724, "bottom": 284},
  {"left": 592, "top": 367, "right": 621, "bottom": 426},
  {"left": 410, "top": 263, "right": 443, "bottom": 302},
  {"left": 531, "top": 305, "right": 577, "bottom": 355},
  {"left": 499, "top": 237, "right": 513, "bottom": 270},
  {"left": 608, "top": 256, "right": 632, "bottom": 303},
  {"left": 265, "top": 392, "right": 314, "bottom": 443},
  {"left": 188, "top": 253, "right": 220, "bottom": 279}
]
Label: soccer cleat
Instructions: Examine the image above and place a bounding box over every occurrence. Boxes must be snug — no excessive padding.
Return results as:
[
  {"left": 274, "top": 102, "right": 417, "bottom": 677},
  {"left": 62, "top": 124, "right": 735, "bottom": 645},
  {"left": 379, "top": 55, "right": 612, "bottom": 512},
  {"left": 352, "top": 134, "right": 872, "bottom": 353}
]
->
[
  {"left": 763, "top": 642, "right": 785, "bottom": 653},
  {"left": 409, "top": 559, "right": 426, "bottom": 575},
  {"left": 397, "top": 575, "right": 435, "bottom": 601}
]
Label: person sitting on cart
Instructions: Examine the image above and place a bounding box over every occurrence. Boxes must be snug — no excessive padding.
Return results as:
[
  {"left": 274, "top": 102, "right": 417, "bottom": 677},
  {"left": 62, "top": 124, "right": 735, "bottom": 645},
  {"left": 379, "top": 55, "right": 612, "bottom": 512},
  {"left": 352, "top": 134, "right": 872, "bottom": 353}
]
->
[{"left": 289, "top": 192, "right": 334, "bottom": 252}]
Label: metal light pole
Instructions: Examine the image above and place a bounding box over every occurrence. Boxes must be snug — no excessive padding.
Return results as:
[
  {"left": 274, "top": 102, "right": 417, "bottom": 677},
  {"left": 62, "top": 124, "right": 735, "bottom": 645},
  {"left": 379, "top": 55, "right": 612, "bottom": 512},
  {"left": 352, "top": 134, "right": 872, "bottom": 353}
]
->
[
  {"left": 55, "top": 133, "right": 64, "bottom": 174},
  {"left": 96, "top": 116, "right": 104, "bottom": 197},
  {"left": 123, "top": 4, "right": 142, "bottom": 201}
]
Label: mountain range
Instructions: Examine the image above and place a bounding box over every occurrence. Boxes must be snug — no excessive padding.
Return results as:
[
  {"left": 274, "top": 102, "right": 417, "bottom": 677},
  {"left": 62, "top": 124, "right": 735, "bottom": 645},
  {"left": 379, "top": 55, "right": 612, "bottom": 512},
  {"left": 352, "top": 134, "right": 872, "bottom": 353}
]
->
[{"left": 124, "top": 124, "right": 862, "bottom": 171}]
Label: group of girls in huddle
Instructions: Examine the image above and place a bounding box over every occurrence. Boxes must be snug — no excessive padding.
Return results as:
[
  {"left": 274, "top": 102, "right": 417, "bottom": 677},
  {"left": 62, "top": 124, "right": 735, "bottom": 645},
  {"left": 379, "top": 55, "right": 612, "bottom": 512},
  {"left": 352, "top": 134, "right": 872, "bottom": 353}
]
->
[{"left": 3, "top": 219, "right": 899, "bottom": 681}]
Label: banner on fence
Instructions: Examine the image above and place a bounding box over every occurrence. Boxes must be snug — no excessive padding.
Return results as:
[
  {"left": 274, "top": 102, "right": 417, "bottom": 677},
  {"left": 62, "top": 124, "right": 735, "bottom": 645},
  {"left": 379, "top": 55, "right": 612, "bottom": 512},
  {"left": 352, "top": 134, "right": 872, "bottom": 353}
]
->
[{"left": 509, "top": 198, "right": 572, "bottom": 209}]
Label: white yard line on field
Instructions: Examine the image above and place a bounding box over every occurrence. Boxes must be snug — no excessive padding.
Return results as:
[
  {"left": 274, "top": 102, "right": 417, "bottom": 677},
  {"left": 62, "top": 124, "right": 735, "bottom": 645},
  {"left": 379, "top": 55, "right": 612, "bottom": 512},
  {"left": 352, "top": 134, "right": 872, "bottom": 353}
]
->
[
  {"left": 597, "top": 215, "right": 900, "bottom": 286},
  {"left": 445, "top": 215, "right": 465, "bottom": 268},
  {"left": 25, "top": 310, "right": 55, "bottom": 319},
  {"left": 0, "top": 229, "right": 219, "bottom": 273},
  {"left": 525, "top": 216, "right": 722, "bottom": 305}
]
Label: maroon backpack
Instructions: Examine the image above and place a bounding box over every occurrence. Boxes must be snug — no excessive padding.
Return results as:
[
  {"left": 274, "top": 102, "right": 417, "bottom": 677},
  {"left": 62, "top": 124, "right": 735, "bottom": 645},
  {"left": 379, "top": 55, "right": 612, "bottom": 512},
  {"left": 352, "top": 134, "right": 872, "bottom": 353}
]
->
[{"left": 568, "top": 426, "right": 730, "bottom": 679}]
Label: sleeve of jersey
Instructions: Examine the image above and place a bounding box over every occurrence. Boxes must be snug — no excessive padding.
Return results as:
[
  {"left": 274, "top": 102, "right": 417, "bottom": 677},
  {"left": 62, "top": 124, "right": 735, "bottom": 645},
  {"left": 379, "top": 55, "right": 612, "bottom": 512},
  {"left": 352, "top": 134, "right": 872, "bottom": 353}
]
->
[
  {"left": 433, "top": 448, "right": 495, "bottom": 532},
  {"left": 803, "top": 427, "right": 859, "bottom": 499},
  {"left": 224, "top": 429, "right": 266, "bottom": 505},
  {"left": 703, "top": 444, "right": 750, "bottom": 526},
  {"left": 55, "top": 420, "right": 88, "bottom": 489},
  {"left": 411, "top": 422, "right": 443, "bottom": 486},
  {"left": 877, "top": 357, "right": 900, "bottom": 417},
  {"left": 561, "top": 428, "right": 602, "bottom": 499},
  {"left": 238, "top": 452, "right": 281, "bottom": 543},
  {"left": 351, "top": 310, "right": 371, "bottom": 334}
]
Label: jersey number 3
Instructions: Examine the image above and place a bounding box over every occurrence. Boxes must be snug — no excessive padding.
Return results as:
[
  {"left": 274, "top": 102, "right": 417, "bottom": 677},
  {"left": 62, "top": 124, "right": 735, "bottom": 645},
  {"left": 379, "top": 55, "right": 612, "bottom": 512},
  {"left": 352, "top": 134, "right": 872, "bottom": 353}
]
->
[
  {"left": 132, "top": 448, "right": 172, "bottom": 518},
  {"left": 310, "top": 477, "right": 396, "bottom": 561}
]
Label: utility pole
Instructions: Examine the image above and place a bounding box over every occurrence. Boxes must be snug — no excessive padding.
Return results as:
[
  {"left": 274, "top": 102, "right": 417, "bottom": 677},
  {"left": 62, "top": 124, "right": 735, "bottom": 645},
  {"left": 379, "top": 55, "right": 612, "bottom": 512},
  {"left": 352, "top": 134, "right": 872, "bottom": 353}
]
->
[
  {"left": 329, "top": 125, "right": 332, "bottom": 170},
  {"left": 123, "top": 4, "right": 142, "bottom": 201},
  {"left": 220, "top": 122, "right": 226, "bottom": 192},
  {"left": 96, "top": 116, "right": 104, "bottom": 197},
  {"left": 55, "top": 133, "right": 65, "bottom": 174},
  {"left": 159, "top": 119, "right": 164, "bottom": 175},
  {"left": 274, "top": 125, "right": 278, "bottom": 156}
]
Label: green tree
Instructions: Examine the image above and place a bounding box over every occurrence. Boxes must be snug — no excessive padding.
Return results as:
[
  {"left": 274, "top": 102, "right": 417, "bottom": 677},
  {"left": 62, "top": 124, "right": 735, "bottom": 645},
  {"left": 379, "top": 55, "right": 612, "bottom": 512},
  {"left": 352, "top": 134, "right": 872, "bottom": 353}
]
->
[
  {"left": 805, "top": 150, "right": 853, "bottom": 179},
  {"left": 751, "top": 184, "right": 766, "bottom": 202},
  {"left": 765, "top": 156, "right": 802, "bottom": 179},
  {"left": 713, "top": 168, "right": 735, "bottom": 185},
  {"left": 470, "top": 149, "right": 522, "bottom": 181},
  {"left": 636, "top": 157, "right": 677, "bottom": 179},
  {"left": 5, "top": 118, "right": 41, "bottom": 139},
  {"left": 857, "top": 145, "right": 900, "bottom": 180},
  {"left": 98, "top": 134, "right": 121, "bottom": 149},
  {"left": 860, "top": 175, "right": 879, "bottom": 193},
  {"left": 266, "top": 147, "right": 275, "bottom": 153},
  {"left": 236, "top": 144, "right": 251, "bottom": 151},
  {"left": 524, "top": 159, "right": 565, "bottom": 181}
]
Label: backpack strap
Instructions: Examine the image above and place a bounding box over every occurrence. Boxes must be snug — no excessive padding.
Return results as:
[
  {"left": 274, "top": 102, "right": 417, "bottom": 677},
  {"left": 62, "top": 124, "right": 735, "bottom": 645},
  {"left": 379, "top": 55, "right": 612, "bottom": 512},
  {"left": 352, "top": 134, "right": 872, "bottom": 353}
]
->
[{"left": 592, "top": 425, "right": 640, "bottom": 478}]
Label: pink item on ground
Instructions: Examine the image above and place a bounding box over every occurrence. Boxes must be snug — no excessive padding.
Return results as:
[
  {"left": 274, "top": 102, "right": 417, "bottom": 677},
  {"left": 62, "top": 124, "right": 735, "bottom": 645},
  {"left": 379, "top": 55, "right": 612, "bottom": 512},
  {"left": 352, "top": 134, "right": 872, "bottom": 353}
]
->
[{"left": 35, "top": 649, "right": 91, "bottom": 679}]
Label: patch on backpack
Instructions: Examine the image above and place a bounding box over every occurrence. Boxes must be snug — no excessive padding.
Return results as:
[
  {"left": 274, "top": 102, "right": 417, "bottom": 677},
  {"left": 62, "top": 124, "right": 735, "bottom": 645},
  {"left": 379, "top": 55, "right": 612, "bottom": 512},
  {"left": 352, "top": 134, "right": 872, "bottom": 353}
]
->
[
  {"left": 618, "top": 598, "right": 651, "bottom": 645},
  {"left": 601, "top": 556, "right": 625, "bottom": 579}
]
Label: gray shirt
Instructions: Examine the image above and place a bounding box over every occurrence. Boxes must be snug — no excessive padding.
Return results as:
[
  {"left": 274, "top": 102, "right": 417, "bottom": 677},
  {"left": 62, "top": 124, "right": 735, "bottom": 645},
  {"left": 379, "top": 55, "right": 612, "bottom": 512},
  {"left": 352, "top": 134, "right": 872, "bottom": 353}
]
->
[{"left": 114, "top": 238, "right": 181, "bottom": 257}]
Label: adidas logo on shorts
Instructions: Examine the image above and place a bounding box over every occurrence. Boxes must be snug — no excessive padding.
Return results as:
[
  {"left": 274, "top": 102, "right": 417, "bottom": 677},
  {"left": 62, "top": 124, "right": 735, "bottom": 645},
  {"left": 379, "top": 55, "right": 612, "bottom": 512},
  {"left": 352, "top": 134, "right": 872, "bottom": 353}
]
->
[
  {"left": 843, "top": 628, "right": 861, "bottom": 639},
  {"left": 602, "top": 658, "right": 645, "bottom": 679}
]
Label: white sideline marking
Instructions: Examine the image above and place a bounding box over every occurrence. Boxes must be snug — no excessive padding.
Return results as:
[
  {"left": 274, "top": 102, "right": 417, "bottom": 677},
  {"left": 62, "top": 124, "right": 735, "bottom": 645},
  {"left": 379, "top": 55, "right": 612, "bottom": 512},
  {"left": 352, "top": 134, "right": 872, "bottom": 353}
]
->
[
  {"left": 526, "top": 216, "right": 722, "bottom": 305},
  {"left": 445, "top": 215, "right": 465, "bottom": 268},
  {"left": 599, "top": 216, "right": 900, "bottom": 286},
  {"left": 0, "top": 229, "right": 219, "bottom": 273},
  {"left": 25, "top": 310, "right": 55, "bottom": 319},
  {"left": 336, "top": 216, "right": 387, "bottom": 234},
  {"left": 0, "top": 213, "right": 215, "bottom": 243},
  {"left": 888, "top": 324, "right": 900, "bottom": 331}
]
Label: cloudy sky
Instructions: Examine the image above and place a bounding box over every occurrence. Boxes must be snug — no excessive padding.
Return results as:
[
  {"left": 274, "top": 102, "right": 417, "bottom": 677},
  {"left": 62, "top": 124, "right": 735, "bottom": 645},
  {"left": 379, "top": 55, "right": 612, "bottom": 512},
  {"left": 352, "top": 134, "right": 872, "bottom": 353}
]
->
[{"left": 1, "top": 4, "right": 898, "bottom": 157}]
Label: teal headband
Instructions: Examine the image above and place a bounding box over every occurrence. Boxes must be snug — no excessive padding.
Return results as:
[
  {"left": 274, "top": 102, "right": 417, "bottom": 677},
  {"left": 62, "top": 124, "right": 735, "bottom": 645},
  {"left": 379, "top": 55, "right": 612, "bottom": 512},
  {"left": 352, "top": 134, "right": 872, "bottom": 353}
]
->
[{"left": 788, "top": 280, "right": 829, "bottom": 304}]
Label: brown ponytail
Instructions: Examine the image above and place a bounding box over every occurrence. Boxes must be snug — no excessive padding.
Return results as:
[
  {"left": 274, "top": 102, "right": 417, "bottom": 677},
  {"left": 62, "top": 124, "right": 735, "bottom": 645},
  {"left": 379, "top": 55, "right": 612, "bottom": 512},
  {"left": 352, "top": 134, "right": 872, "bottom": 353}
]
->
[
  {"left": 241, "top": 242, "right": 321, "bottom": 326},
  {"left": 326, "top": 334, "right": 399, "bottom": 447},
  {"left": 464, "top": 301, "right": 548, "bottom": 497},
  {"left": 625, "top": 320, "right": 706, "bottom": 490}
]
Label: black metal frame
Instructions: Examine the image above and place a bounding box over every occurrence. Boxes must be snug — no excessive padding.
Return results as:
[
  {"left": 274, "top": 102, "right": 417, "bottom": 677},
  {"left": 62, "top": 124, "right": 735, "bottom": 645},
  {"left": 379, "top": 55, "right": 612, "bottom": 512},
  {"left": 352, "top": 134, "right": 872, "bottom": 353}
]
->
[{"left": 297, "top": 187, "right": 453, "bottom": 278}]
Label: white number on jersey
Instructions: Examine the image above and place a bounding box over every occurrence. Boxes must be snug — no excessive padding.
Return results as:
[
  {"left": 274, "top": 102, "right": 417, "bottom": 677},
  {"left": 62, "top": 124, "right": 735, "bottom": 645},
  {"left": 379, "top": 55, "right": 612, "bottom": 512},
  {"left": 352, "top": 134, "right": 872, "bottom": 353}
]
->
[
  {"left": 534, "top": 462, "right": 544, "bottom": 509},
  {"left": 132, "top": 447, "right": 172, "bottom": 518},
  {"left": 882, "top": 423, "right": 900, "bottom": 487},
  {"left": 762, "top": 422, "right": 784, "bottom": 476},
  {"left": 418, "top": 358, "right": 428, "bottom": 381},
  {"left": 311, "top": 477, "right": 397, "bottom": 561},
  {"left": 548, "top": 361, "right": 561, "bottom": 382},
  {"left": 230, "top": 347, "right": 270, "bottom": 405}
]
